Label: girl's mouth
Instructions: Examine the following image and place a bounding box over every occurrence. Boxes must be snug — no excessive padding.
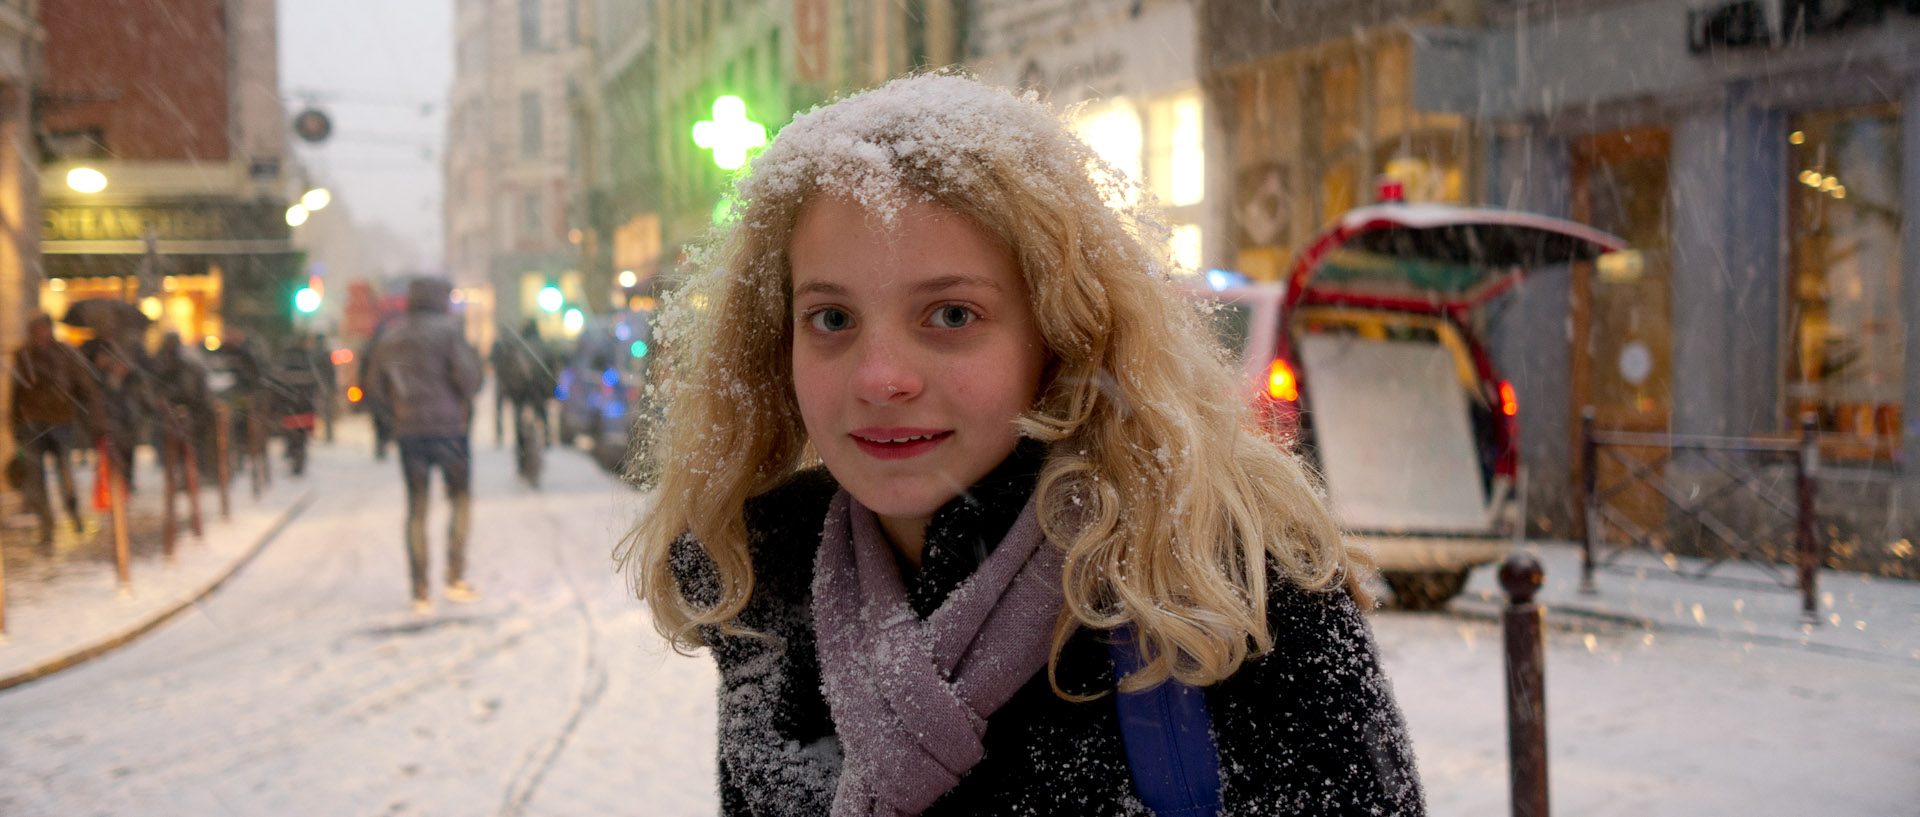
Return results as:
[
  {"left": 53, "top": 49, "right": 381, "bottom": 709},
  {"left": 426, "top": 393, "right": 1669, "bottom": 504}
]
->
[{"left": 849, "top": 429, "right": 953, "bottom": 460}]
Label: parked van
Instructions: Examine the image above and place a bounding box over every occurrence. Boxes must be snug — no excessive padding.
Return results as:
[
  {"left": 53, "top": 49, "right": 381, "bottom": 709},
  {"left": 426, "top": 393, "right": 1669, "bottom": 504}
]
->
[{"left": 1200, "top": 202, "right": 1624, "bottom": 608}]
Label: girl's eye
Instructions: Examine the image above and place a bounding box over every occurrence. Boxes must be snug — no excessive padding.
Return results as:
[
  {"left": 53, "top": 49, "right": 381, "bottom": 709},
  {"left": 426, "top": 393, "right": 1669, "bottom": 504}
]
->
[
  {"left": 807, "top": 308, "right": 852, "bottom": 332},
  {"left": 930, "top": 305, "right": 976, "bottom": 329}
]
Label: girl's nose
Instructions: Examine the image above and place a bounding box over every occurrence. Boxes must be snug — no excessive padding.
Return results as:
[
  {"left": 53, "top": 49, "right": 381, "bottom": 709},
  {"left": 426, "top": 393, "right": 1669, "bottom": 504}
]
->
[{"left": 851, "top": 331, "right": 922, "bottom": 404}]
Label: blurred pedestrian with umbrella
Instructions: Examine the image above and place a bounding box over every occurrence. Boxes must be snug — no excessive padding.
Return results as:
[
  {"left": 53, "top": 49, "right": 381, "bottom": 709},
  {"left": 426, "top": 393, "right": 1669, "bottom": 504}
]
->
[{"left": 7, "top": 314, "right": 100, "bottom": 546}]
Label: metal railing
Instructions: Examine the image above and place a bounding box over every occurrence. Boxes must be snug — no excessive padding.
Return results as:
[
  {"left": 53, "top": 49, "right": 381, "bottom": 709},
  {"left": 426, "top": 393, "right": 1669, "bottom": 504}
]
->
[{"left": 1578, "top": 406, "right": 1821, "bottom": 622}]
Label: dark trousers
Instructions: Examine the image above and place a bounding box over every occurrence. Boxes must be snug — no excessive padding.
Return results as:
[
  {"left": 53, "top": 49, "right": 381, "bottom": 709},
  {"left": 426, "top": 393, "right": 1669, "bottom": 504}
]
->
[
  {"left": 510, "top": 396, "right": 550, "bottom": 450},
  {"left": 398, "top": 434, "right": 472, "bottom": 600},
  {"left": 17, "top": 422, "right": 81, "bottom": 539}
]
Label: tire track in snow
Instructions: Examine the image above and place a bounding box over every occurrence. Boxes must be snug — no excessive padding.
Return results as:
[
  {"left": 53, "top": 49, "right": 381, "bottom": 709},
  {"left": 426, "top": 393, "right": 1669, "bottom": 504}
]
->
[{"left": 493, "top": 494, "right": 613, "bottom": 817}]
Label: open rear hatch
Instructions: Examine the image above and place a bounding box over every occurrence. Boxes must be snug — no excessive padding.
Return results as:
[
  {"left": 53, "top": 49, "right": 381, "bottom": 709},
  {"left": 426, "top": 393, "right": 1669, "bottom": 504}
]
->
[
  {"left": 1286, "top": 203, "right": 1627, "bottom": 313},
  {"left": 1287, "top": 203, "right": 1626, "bottom": 537}
]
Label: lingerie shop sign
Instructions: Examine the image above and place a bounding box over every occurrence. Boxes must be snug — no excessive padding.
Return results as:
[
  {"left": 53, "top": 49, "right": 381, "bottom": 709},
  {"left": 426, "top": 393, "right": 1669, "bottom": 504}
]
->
[{"left": 1688, "top": 0, "right": 1920, "bottom": 54}]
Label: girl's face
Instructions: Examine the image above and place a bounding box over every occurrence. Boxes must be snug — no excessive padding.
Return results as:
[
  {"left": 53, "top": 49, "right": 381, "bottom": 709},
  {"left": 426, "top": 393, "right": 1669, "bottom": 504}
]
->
[{"left": 789, "top": 197, "right": 1047, "bottom": 549}]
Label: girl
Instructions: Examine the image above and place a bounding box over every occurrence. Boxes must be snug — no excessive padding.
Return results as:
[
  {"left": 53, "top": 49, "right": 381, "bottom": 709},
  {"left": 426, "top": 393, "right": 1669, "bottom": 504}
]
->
[{"left": 620, "top": 73, "right": 1425, "bottom": 816}]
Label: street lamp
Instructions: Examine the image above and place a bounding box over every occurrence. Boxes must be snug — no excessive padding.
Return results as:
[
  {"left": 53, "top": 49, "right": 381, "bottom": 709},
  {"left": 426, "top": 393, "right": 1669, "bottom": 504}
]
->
[
  {"left": 301, "top": 188, "right": 332, "bottom": 211},
  {"left": 285, "top": 204, "right": 310, "bottom": 227},
  {"left": 67, "top": 167, "right": 107, "bottom": 194}
]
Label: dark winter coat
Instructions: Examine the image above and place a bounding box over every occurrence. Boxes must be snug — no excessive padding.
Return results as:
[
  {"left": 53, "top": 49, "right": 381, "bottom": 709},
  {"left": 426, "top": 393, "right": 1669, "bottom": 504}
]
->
[
  {"left": 363, "top": 279, "right": 482, "bottom": 438},
  {"left": 673, "top": 444, "right": 1426, "bottom": 817},
  {"left": 9, "top": 340, "right": 98, "bottom": 429}
]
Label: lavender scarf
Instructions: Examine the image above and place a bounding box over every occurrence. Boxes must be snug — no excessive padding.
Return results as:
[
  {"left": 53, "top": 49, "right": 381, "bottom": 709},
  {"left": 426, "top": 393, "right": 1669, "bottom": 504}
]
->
[{"left": 811, "top": 489, "right": 1066, "bottom": 817}]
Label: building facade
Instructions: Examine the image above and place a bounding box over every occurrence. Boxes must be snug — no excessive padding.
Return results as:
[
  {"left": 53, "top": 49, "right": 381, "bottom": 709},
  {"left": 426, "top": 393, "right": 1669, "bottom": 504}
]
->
[
  {"left": 648, "top": 0, "right": 967, "bottom": 258},
  {"left": 444, "top": 0, "right": 593, "bottom": 339},
  {"left": 0, "top": 0, "right": 39, "bottom": 463},
  {"left": 35, "top": 0, "right": 295, "bottom": 348},
  {"left": 1201, "top": 0, "right": 1920, "bottom": 575},
  {"left": 969, "top": 0, "right": 1214, "bottom": 275},
  {"left": 1471, "top": 0, "right": 1920, "bottom": 575}
]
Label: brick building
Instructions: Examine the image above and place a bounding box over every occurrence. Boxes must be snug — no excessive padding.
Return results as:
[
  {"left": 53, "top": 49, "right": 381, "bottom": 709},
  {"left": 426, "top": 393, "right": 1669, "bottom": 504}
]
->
[{"left": 35, "top": 0, "right": 296, "bottom": 348}]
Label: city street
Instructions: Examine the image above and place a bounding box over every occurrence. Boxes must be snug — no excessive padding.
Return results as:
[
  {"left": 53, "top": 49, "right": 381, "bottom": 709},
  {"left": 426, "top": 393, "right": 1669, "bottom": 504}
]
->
[
  {"left": 0, "top": 416, "right": 1915, "bottom": 816},
  {"left": 0, "top": 418, "right": 719, "bottom": 817}
]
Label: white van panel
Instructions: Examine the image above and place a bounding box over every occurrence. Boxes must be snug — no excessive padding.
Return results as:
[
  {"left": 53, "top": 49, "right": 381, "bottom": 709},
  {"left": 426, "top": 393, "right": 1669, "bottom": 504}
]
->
[{"left": 1298, "top": 334, "right": 1491, "bottom": 534}]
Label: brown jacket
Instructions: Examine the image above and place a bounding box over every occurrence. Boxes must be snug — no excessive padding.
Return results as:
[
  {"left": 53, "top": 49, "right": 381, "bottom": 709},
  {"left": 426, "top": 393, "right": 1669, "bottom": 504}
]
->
[
  {"left": 10, "top": 341, "right": 98, "bottom": 429},
  {"left": 364, "top": 279, "right": 482, "bottom": 437}
]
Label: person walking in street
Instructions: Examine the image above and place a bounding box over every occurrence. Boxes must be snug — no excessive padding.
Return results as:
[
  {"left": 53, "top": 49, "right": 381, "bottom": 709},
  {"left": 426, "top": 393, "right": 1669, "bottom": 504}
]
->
[
  {"left": 358, "top": 320, "right": 397, "bottom": 460},
  {"left": 304, "top": 333, "right": 339, "bottom": 444},
  {"left": 364, "top": 277, "right": 483, "bottom": 613},
  {"left": 85, "top": 341, "right": 150, "bottom": 496},
  {"left": 210, "top": 327, "right": 270, "bottom": 485},
  {"left": 491, "top": 319, "right": 555, "bottom": 452},
  {"left": 7, "top": 314, "right": 99, "bottom": 547},
  {"left": 271, "top": 334, "right": 324, "bottom": 476},
  {"left": 619, "top": 75, "right": 1424, "bottom": 816},
  {"left": 149, "top": 331, "right": 216, "bottom": 489}
]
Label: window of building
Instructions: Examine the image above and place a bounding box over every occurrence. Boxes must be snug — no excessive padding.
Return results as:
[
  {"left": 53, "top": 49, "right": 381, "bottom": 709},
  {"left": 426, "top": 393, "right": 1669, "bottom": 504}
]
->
[
  {"left": 1072, "top": 98, "right": 1143, "bottom": 208},
  {"left": 1076, "top": 92, "right": 1207, "bottom": 271},
  {"left": 1786, "top": 103, "right": 1904, "bottom": 452},
  {"left": 519, "top": 0, "right": 541, "bottom": 52},
  {"left": 521, "top": 91, "right": 543, "bottom": 158},
  {"left": 905, "top": 0, "right": 929, "bottom": 69},
  {"left": 523, "top": 192, "right": 543, "bottom": 238},
  {"left": 1147, "top": 90, "right": 1205, "bottom": 208}
]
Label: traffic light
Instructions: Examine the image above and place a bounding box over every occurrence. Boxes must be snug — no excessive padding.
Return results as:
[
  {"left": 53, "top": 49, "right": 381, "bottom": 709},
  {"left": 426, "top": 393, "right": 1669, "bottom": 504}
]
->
[
  {"left": 692, "top": 95, "right": 767, "bottom": 170},
  {"left": 537, "top": 285, "right": 564, "bottom": 313},
  {"left": 294, "top": 286, "right": 321, "bottom": 314}
]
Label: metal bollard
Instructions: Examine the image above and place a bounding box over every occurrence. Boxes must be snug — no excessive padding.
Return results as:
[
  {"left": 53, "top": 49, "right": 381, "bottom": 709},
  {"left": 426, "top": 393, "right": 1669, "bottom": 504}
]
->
[
  {"left": 1796, "top": 413, "right": 1820, "bottom": 624},
  {"left": 214, "top": 402, "right": 232, "bottom": 520},
  {"left": 1502, "top": 553, "right": 1549, "bottom": 817},
  {"left": 161, "top": 421, "right": 179, "bottom": 561},
  {"left": 1, "top": 522, "right": 9, "bottom": 637},
  {"left": 104, "top": 440, "right": 131, "bottom": 594},
  {"left": 181, "top": 413, "right": 204, "bottom": 539},
  {"left": 1578, "top": 407, "right": 1598, "bottom": 595}
]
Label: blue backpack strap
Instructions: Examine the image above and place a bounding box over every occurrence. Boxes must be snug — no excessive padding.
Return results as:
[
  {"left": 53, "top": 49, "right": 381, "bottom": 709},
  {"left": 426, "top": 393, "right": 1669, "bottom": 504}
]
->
[{"left": 1109, "top": 624, "right": 1222, "bottom": 817}]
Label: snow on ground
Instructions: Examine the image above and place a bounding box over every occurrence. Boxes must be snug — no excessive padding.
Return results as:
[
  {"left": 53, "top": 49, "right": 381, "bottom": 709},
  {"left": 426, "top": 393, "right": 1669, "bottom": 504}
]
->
[
  {"left": 0, "top": 417, "right": 719, "bottom": 817},
  {"left": 0, "top": 414, "right": 1914, "bottom": 816},
  {"left": 1375, "top": 610, "right": 1920, "bottom": 817}
]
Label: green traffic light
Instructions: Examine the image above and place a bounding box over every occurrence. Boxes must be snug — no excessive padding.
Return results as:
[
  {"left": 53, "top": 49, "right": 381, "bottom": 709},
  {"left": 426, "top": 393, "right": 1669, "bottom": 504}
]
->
[
  {"left": 537, "top": 285, "right": 563, "bottom": 313},
  {"left": 691, "top": 95, "right": 767, "bottom": 170},
  {"left": 630, "top": 340, "right": 648, "bottom": 358},
  {"left": 294, "top": 287, "right": 321, "bottom": 314}
]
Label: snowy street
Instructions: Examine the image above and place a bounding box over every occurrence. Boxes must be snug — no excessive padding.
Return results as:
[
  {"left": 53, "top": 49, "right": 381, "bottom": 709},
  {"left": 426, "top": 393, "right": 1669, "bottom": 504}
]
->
[
  {"left": 0, "top": 419, "right": 719, "bottom": 817},
  {"left": 0, "top": 416, "right": 1915, "bottom": 816}
]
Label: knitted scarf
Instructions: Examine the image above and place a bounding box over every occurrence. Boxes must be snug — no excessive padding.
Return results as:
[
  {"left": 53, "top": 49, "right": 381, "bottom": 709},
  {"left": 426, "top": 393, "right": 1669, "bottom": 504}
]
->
[{"left": 812, "top": 488, "right": 1065, "bottom": 817}]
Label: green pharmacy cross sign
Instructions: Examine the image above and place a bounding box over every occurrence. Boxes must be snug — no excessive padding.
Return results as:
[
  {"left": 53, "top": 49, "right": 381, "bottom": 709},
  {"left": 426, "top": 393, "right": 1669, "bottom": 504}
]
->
[{"left": 692, "top": 95, "right": 767, "bottom": 170}]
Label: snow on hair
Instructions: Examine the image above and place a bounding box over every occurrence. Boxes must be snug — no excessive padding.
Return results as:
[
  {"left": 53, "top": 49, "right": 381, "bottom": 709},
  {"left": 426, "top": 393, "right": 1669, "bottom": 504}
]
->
[{"left": 617, "top": 71, "right": 1372, "bottom": 693}]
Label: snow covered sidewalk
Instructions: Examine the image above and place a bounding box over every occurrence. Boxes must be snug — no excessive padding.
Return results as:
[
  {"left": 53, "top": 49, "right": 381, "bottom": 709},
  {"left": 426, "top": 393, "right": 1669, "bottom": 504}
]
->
[
  {"left": 1390, "top": 540, "right": 1920, "bottom": 815},
  {"left": 1451, "top": 540, "right": 1919, "bottom": 666},
  {"left": 0, "top": 447, "right": 315, "bottom": 689}
]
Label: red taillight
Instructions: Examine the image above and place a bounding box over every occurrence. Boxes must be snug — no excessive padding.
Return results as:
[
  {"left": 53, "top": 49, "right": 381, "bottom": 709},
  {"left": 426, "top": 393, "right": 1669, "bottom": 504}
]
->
[
  {"left": 1498, "top": 380, "right": 1518, "bottom": 417},
  {"left": 330, "top": 348, "right": 354, "bottom": 366},
  {"left": 1267, "top": 358, "right": 1299, "bottom": 402},
  {"left": 347, "top": 386, "right": 364, "bottom": 403}
]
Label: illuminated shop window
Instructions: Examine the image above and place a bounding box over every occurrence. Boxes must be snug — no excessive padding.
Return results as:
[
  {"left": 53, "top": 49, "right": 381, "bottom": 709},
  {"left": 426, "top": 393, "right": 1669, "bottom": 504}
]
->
[
  {"left": 1786, "top": 104, "right": 1903, "bottom": 457},
  {"left": 1073, "top": 98, "right": 1143, "bottom": 208},
  {"left": 1148, "top": 91, "right": 1205, "bottom": 208}
]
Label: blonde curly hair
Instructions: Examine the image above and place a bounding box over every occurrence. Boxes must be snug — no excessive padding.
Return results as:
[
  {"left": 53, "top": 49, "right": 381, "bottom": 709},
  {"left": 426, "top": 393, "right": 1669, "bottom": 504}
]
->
[{"left": 617, "top": 72, "right": 1371, "bottom": 692}]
